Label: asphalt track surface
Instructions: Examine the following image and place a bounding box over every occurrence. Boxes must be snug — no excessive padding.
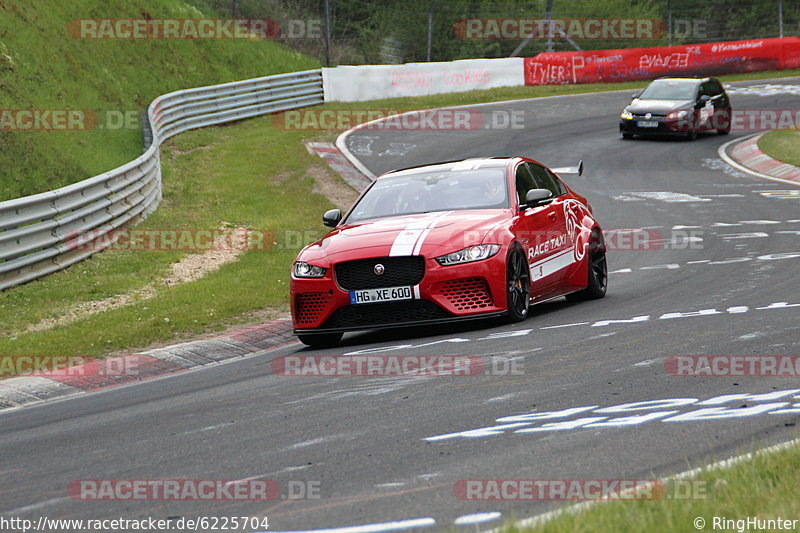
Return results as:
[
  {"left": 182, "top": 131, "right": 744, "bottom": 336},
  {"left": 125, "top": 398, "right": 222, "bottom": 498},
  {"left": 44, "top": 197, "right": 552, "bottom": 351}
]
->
[{"left": 2, "top": 78, "right": 800, "bottom": 532}]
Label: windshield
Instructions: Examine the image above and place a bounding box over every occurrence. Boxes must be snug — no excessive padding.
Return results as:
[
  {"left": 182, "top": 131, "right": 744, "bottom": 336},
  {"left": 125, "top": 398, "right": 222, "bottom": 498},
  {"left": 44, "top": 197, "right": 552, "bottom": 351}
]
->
[
  {"left": 345, "top": 168, "right": 509, "bottom": 223},
  {"left": 638, "top": 80, "right": 698, "bottom": 100}
]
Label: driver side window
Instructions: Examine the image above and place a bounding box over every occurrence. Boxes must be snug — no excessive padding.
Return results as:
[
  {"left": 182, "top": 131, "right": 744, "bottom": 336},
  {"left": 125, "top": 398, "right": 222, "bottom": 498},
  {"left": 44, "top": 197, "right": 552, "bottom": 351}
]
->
[
  {"left": 529, "top": 163, "right": 562, "bottom": 197},
  {"left": 515, "top": 163, "right": 538, "bottom": 206}
]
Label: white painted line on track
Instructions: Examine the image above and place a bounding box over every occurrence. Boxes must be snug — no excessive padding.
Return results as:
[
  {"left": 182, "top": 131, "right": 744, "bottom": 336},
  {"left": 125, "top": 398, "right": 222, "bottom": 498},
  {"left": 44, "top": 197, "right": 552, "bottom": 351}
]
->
[
  {"left": 453, "top": 512, "right": 503, "bottom": 526},
  {"left": 261, "top": 517, "right": 436, "bottom": 533}
]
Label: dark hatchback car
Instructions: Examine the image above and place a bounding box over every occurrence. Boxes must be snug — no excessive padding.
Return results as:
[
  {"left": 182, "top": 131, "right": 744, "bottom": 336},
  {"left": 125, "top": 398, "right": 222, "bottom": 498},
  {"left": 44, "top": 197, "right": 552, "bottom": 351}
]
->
[{"left": 619, "top": 77, "right": 732, "bottom": 140}]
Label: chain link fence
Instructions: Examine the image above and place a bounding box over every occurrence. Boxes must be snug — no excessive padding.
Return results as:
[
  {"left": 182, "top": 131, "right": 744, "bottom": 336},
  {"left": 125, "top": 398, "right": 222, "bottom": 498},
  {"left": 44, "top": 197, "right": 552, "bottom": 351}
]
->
[{"left": 192, "top": 0, "right": 799, "bottom": 65}]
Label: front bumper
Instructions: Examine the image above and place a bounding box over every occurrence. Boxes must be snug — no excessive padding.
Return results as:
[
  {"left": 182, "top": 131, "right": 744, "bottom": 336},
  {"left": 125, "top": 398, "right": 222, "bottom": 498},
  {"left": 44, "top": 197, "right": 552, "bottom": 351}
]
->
[
  {"left": 619, "top": 118, "right": 686, "bottom": 136},
  {"left": 291, "top": 253, "right": 508, "bottom": 334}
]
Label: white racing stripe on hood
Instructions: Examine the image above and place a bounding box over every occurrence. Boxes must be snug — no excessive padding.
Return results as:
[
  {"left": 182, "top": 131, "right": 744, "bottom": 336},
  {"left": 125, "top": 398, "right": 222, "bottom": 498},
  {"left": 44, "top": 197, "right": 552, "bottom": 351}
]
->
[{"left": 389, "top": 211, "right": 452, "bottom": 257}]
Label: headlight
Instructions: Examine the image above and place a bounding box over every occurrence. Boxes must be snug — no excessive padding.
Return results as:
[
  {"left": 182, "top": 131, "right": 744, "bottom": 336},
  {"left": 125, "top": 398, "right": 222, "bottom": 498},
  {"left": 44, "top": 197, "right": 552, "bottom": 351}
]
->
[
  {"left": 293, "top": 261, "right": 326, "bottom": 278},
  {"left": 436, "top": 244, "right": 500, "bottom": 266},
  {"left": 666, "top": 110, "right": 689, "bottom": 120},
  {"left": 620, "top": 110, "right": 633, "bottom": 120}
]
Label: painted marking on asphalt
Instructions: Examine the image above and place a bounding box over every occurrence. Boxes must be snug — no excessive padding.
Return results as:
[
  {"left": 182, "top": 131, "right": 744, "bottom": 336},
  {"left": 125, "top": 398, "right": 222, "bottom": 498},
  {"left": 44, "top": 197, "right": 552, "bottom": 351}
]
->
[
  {"left": 721, "top": 232, "right": 769, "bottom": 240},
  {"left": 453, "top": 512, "right": 503, "bottom": 526},
  {"left": 612, "top": 192, "right": 713, "bottom": 203},
  {"left": 754, "top": 190, "right": 800, "bottom": 199},
  {"left": 344, "top": 299, "right": 800, "bottom": 356},
  {"left": 539, "top": 322, "right": 589, "bottom": 330},
  {"left": 609, "top": 250, "right": 800, "bottom": 274},
  {"left": 424, "top": 389, "right": 800, "bottom": 441},
  {"left": 724, "top": 84, "right": 800, "bottom": 96}
]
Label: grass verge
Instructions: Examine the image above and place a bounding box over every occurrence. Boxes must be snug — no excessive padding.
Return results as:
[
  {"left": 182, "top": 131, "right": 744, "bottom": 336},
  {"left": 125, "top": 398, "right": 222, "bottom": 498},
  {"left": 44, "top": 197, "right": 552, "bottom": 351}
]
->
[
  {"left": 502, "top": 439, "right": 800, "bottom": 533},
  {"left": 758, "top": 129, "right": 800, "bottom": 167},
  {"left": 2, "top": 68, "right": 800, "bottom": 365}
]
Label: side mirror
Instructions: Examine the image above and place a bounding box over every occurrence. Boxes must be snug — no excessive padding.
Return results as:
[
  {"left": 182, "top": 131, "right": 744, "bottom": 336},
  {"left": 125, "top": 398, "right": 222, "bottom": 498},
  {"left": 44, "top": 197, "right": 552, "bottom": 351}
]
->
[
  {"left": 696, "top": 94, "right": 711, "bottom": 107},
  {"left": 522, "top": 188, "right": 554, "bottom": 210},
  {"left": 631, "top": 91, "right": 641, "bottom": 100},
  {"left": 322, "top": 209, "right": 342, "bottom": 227}
]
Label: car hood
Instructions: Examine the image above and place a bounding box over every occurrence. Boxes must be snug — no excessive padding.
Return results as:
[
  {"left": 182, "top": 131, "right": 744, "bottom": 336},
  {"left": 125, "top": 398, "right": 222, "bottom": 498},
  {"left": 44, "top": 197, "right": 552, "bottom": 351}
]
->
[
  {"left": 627, "top": 98, "right": 694, "bottom": 116},
  {"left": 298, "top": 210, "right": 510, "bottom": 263}
]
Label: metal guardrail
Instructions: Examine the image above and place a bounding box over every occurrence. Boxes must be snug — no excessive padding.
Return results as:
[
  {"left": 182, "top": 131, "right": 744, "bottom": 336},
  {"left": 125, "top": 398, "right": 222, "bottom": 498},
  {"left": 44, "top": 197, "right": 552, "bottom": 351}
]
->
[{"left": 0, "top": 69, "right": 323, "bottom": 291}]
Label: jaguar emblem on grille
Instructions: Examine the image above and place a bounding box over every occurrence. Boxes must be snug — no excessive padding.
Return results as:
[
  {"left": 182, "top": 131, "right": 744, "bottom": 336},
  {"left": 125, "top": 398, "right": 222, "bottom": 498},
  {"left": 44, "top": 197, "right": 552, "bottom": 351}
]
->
[{"left": 374, "top": 264, "right": 385, "bottom": 275}]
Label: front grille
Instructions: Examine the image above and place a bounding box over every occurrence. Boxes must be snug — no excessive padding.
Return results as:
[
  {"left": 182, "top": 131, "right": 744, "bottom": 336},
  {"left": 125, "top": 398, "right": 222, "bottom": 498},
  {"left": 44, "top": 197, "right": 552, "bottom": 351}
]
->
[
  {"left": 295, "top": 293, "right": 331, "bottom": 325},
  {"left": 335, "top": 256, "right": 425, "bottom": 291},
  {"left": 436, "top": 277, "right": 493, "bottom": 311},
  {"left": 632, "top": 113, "right": 665, "bottom": 118},
  {"left": 322, "top": 300, "right": 450, "bottom": 329}
]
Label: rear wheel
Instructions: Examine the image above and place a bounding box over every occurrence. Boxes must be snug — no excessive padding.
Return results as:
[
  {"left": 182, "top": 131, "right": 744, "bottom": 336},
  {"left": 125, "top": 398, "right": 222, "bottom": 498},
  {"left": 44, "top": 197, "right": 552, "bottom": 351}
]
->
[
  {"left": 297, "top": 332, "right": 343, "bottom": 347},
  {"left": 716, "top": 108, "right": 731, "bottom": 134},
  {"left": 566, "top": 230, "right": 607, "bottom": 302},
  {"left": 505, "top": 248, "right": 530, "bottom": 322}
]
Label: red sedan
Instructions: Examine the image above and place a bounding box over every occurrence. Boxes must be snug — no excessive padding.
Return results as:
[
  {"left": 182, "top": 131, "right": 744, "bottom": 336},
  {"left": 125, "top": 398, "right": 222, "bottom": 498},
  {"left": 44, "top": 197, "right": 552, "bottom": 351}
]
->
[{"left": 291, "top": 157, "right": 607, "bottom": 346}]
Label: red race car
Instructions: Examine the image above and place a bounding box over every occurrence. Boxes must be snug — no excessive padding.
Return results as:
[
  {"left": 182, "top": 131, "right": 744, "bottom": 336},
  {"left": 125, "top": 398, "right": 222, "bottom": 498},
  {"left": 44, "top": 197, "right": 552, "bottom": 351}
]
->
[{"left": 291, "top": 157, "right": 607, "bottom": 346}]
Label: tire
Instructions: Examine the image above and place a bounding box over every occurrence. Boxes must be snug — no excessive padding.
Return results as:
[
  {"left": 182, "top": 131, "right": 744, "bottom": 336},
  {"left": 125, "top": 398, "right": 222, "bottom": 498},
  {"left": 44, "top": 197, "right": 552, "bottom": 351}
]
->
[
  {"left": 504, "top": 248, "right": 530, "bottom": 322},
  {"left": 716, "top": 108, "right": 731, "bottom": 134},
  {"left": 621, "top": 132, "right": 633, "bottom": 140},
  {"left": 566, "top": 230, "right": 608, "bottom": 302},
  {"left": 297, "top": 332, "right": 343, "bottom": 347}
]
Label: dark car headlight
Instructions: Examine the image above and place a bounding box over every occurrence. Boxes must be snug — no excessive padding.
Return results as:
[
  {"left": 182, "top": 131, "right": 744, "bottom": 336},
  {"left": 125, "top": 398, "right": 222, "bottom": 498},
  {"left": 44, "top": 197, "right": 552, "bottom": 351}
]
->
[
  {"left": 436, "top": 244, "right": 500, "bottom": 266},
  {"left": 293, "top": 261, "right": 327, "bottom": 278},
  {"left": 620, "top": 109, "right": 634, "bottom": 120},
  {"left": 666, "top": 110, "right": 690, "bottom": 120}
]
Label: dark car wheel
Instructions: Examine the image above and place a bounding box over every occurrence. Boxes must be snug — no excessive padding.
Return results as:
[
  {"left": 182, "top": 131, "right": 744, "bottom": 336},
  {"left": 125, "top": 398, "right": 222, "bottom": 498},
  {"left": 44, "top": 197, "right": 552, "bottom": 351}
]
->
[
  {"left": 716, "top": 108, "right": 732, "bottom": 134},
  {"left": 566, "top": 230, "right": 607, "bottom": 302},
  {"left": 505, "top": 248, "right": 530, "bottom": 322},
  {"left": 621, "top": 132, "right": 634, "bottom": 140},
  {"left": 297, "top": 332, "right": 343, "bottom": 347}
]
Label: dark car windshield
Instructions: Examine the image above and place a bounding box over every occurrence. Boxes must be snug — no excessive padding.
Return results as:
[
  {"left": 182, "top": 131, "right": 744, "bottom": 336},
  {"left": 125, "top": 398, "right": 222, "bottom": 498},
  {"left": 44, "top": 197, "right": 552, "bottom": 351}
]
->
[
  {"left": 345, "top": 168, "right": 508, "bottom": 223},
  {"left": 638, "top": 80, "right": 698, "bottom": 100}
]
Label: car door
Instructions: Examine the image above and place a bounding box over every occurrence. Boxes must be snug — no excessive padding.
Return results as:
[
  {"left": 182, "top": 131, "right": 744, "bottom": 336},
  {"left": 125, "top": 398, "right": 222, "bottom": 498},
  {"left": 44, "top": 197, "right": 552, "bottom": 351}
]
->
[
  {"left": 707, "top": 78, "right": 731, "bottom": 130},
  {"left": 513, "top": 162, "right": 567, "bottom": 293},
  {"left": 697, "top": 81, "right": 716, "bottom": 129}
]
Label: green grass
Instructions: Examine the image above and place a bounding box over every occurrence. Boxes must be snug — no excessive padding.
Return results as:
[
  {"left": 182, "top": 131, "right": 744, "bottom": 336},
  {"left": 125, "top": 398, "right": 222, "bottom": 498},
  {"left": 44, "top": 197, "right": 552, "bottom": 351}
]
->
[
  {"left": 503, "top": 440, "right": 800, "bottom": 533},
  {"left": 0, "top": 0, "right": 318, "bottom": 202},
  {"left": 0, "top": 118, "right": 338, "bottom": 357},
  {"left": 758, "top": 129, "right": 800, "bottom": 167}
]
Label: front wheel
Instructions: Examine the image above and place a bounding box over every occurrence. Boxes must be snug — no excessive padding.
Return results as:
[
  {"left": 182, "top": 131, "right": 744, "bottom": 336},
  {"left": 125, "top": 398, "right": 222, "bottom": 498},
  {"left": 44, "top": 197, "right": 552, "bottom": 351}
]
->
[
  {"left": 566, "top": 231, "right": 607, "bottom": 302},
  {"left": 504, "top": 248, "right": 530, "bottom": 322},
  {"left": 621, "top": 132, "right": 633, "bottom": 140},
  {"left": 297, "top": 332, "right": 343, "bottom": 347}
]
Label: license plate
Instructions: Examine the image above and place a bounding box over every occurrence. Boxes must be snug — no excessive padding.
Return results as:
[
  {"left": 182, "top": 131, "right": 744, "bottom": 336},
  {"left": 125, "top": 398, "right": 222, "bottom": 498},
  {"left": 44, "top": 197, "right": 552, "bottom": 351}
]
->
[
  {"left": 350, "top": 286, "right": 413, "bottom": 305},
  {"left": 637, "top": 120, "right": 658, "bottom": 128}
]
